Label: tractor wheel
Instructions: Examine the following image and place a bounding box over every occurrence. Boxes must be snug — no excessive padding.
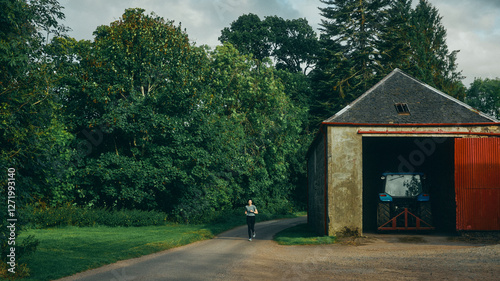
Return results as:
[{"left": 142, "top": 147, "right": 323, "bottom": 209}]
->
[
  {"left": 419, "top": 202, "right": 433, "bottom": 227},
  {"left": 377, "top": 202, "right": 391, "bottom": 228}
]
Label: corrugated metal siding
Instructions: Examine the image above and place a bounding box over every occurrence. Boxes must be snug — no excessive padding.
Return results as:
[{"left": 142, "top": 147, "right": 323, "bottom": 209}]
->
[{"left": 455, "top": 138, "right": 500, "bottom": 230}]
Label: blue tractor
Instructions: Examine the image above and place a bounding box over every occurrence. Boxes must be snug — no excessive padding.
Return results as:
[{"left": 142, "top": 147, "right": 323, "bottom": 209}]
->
[{"left": 377, "top": 172, "right": 434, "bottom": 231}]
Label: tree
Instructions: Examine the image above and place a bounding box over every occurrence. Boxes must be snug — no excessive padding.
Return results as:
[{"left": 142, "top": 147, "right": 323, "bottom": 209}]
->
[
  {"left": 206, "top": 43, "right": 307, "bottom": 214},
  {"left": 264, "top": 16, "right": 319, "bottom": 73},
  {"left": 311, "top": 0, "right": 466, "bottom": 125},
  {"left": 66, "top": 9, "right": 305, "bottom": 221},
  {"left": 0, "top": 0, "right": 72, "bottom": 202},
  {"left": 219, "top": 14, "right": 319, "bottom": 73},
  {"left": 378, "top": 0, "right": 413, "bottom": 74},
  {"left": 465, "top": 78, "right": 500, "bottom": 119},
  {"left": 219, "top": 13, "right": 271, "bottom": 63},
  {"left": 380, "top": 0, "right": 465, "bottom": 99},
  {"left": 219, "top": 15, "right": 315, "bottom": 208},
  {"left": 0, "top": 0, "right": 68, "bottom": 277},
  {"left": 407, "top": 0, "right": 465, "bottom": 99},
  {"left": 0, "top": 0, "right": 70, "bottom": 200},
  {"left": 66, "top": 8, "right": 211, "bottom": 212},
  {"left": 310, "top": 0, "right": 390, "bottom": 125},
  {"left": 316, "top": 0, "right": 389, "bottom": 97}
]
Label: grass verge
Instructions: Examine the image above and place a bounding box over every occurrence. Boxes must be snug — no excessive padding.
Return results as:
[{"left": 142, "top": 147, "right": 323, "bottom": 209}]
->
[
  {"left": 273, "top": 223, "right": 336, "bottom": 245},
  {"left": 18, "top": 224, "right": 212, "bottom": 281},
  {"left": 17, "top": 211, "right": 299, "bottom": 281}
]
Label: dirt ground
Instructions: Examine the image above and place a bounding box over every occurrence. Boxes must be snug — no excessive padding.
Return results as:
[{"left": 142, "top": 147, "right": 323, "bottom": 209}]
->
[
  {"left": 223, "top": 230, "right": 500, "bottom": 280},
  {"left": 60, "top": 217, "right": 500, "bottom": 281}
]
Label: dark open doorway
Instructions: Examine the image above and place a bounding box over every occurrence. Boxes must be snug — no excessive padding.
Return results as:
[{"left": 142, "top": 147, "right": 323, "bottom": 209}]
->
[{"left": 362, "top": 137, "right": 455, "bottom": 232}]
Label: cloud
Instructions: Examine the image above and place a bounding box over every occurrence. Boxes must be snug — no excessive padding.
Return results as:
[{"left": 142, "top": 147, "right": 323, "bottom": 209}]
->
[
  {"left": 194, "top": 0, "right": 306, "bottom": 46},
  {"left": 427, "top": 0, "right": 500, "bottom": 84},
  {"left": 59, "top": 0, "right": 500, "bottom": 85}
]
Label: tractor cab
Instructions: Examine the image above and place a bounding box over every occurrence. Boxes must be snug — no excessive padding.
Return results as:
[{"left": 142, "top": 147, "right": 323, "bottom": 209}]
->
[{"left": 379, "top": 173, "right": 428, "bottom": 201}]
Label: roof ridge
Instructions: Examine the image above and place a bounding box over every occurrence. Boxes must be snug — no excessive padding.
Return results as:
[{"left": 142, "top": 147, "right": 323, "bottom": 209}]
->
[
  {"left": 324, "top": 68, "right": 499, "bottom": 123},
  {"left": 396, "top": 70, "right": 499, "bottom": 122},
  {"left": 323, "top": 69, "right": 401, "bottom": 122}
]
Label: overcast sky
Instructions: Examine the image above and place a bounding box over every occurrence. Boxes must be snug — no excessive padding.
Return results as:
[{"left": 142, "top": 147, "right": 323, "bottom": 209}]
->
[{"left": 59, "top": 0, "right": 500, "bottom": 87}]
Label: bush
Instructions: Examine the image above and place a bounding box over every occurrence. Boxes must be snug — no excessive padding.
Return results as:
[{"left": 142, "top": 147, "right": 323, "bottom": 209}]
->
[
  {"left": 0, "top": 263, "right": 31, "bottom": 280},
  {"left": 24, "top": 205, "right": 169, "bottom": 228},
  {"left": 22, "top": 202, "right": 300, "bottom": 230},
  {"left": 0, "top": 235, "right": 39, "bottom": 280},
  {"left": 1, "top": 187, "right": 40, "bottom": 280}
]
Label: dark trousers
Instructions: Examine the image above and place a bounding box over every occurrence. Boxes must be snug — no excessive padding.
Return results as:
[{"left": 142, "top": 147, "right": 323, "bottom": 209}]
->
[{"left": 246, "top": 216, "right": 255, "bottom": 238}]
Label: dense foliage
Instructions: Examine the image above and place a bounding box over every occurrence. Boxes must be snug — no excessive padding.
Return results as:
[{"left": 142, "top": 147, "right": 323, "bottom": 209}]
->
[
  {"left": 40, "top": 8, "right": 306, "bottom": 223},
  {"left": 382, "top": 0, "right": 466, "bottom": 99},
  {"left": 26, "top": 204, "right": 169, "bottom": 227},
  {"left": 465, "top": 78, "right": 500, "bottom": 119},
  {"left": 0, "top": 1, "right": 311, "bottom": 233},
  {"left": 1, "top": 0, "right": 70, "bottom": 277},
  {"left": 219, "top": 13, "right": 319, "bottom": 73}
]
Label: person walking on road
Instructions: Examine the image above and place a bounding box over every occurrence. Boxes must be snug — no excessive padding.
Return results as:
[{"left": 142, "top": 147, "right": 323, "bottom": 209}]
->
[{"left": 245, "top": 199, "right": 258, "bottom": 241}]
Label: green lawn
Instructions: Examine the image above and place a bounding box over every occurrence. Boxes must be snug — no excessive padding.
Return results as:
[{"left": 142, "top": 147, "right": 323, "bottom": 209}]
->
[
  {"left": 18, "top": 224, "right": 214, "bottom": 280},
  {"left": 273, "top": 223, "right": 336, "bottom": 245},
  {"left": 16, "top": 212, "right": 298, "bottom": 281}
]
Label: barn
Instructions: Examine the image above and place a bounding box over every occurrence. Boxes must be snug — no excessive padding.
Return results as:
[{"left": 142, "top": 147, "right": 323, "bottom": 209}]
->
[{"left": 307, "top": 68, "right": 500, "bottom": 236}]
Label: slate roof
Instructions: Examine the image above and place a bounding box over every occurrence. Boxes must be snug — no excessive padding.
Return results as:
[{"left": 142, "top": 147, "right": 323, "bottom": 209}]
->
[{"left": 324, "top": 69, "right": 498, "bottom": 124}]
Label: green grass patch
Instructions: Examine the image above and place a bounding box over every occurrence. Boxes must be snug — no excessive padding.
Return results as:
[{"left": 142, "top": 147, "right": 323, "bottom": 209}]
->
[
  {"left": 273, "top": 223, "right": 336, "bottom": 245},
  {"left": 18, "top": 224, "right": 212, "bottom": 281},
  {"left": 16, "top": 211, "right": 300, "bottom": 281}
]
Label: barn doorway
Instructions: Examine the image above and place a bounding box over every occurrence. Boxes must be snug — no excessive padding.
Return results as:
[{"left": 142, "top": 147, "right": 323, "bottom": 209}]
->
[{"left": 362, "top": 137, "right": 455, "bottom": 232}]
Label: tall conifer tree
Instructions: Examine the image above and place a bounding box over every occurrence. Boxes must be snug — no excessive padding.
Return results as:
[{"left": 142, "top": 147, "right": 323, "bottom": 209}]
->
[
  {"left": 379, "top": 0, "right": 413, "bottom": 73},
  {"left": 310, "top": 0, "right": 389, "bottom": 124},
  {"left": 380, "top": 0, "right": 465, "bottom": 99},
  {"left": 407, "top": 0, "right": 465, "bottom": 99},
  {"left": 312, "top": 0, "right": 466, "bottom": 125}
]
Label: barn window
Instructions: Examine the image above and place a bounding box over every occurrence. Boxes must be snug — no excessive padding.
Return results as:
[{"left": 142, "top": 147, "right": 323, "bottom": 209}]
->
[{"left": 394, "top": 103, "right": 410, "bottom": 115}]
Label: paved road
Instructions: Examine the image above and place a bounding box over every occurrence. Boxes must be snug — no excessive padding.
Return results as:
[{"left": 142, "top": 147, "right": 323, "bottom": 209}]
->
[{"left": 58, "top": 216, "right": 307, "bottom": 281}]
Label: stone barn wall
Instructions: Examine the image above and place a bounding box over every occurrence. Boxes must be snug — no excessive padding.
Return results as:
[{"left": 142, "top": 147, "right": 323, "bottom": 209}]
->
[{"left": 327, "top": 126, "right": 363, "bottom": 236}]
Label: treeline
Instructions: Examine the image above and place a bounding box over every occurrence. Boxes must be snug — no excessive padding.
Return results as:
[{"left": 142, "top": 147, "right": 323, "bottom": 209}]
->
[
  {"left": 2, "top": 0, "right": 499, "bottom": 225},
  {"left": 1, "top": 6, "right": 310, "bottom": 224}
]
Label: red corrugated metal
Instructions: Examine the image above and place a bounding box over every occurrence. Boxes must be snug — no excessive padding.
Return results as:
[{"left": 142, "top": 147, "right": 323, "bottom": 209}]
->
[{"left": 455, "top": 138, "right": 500, "bottom": 230}]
